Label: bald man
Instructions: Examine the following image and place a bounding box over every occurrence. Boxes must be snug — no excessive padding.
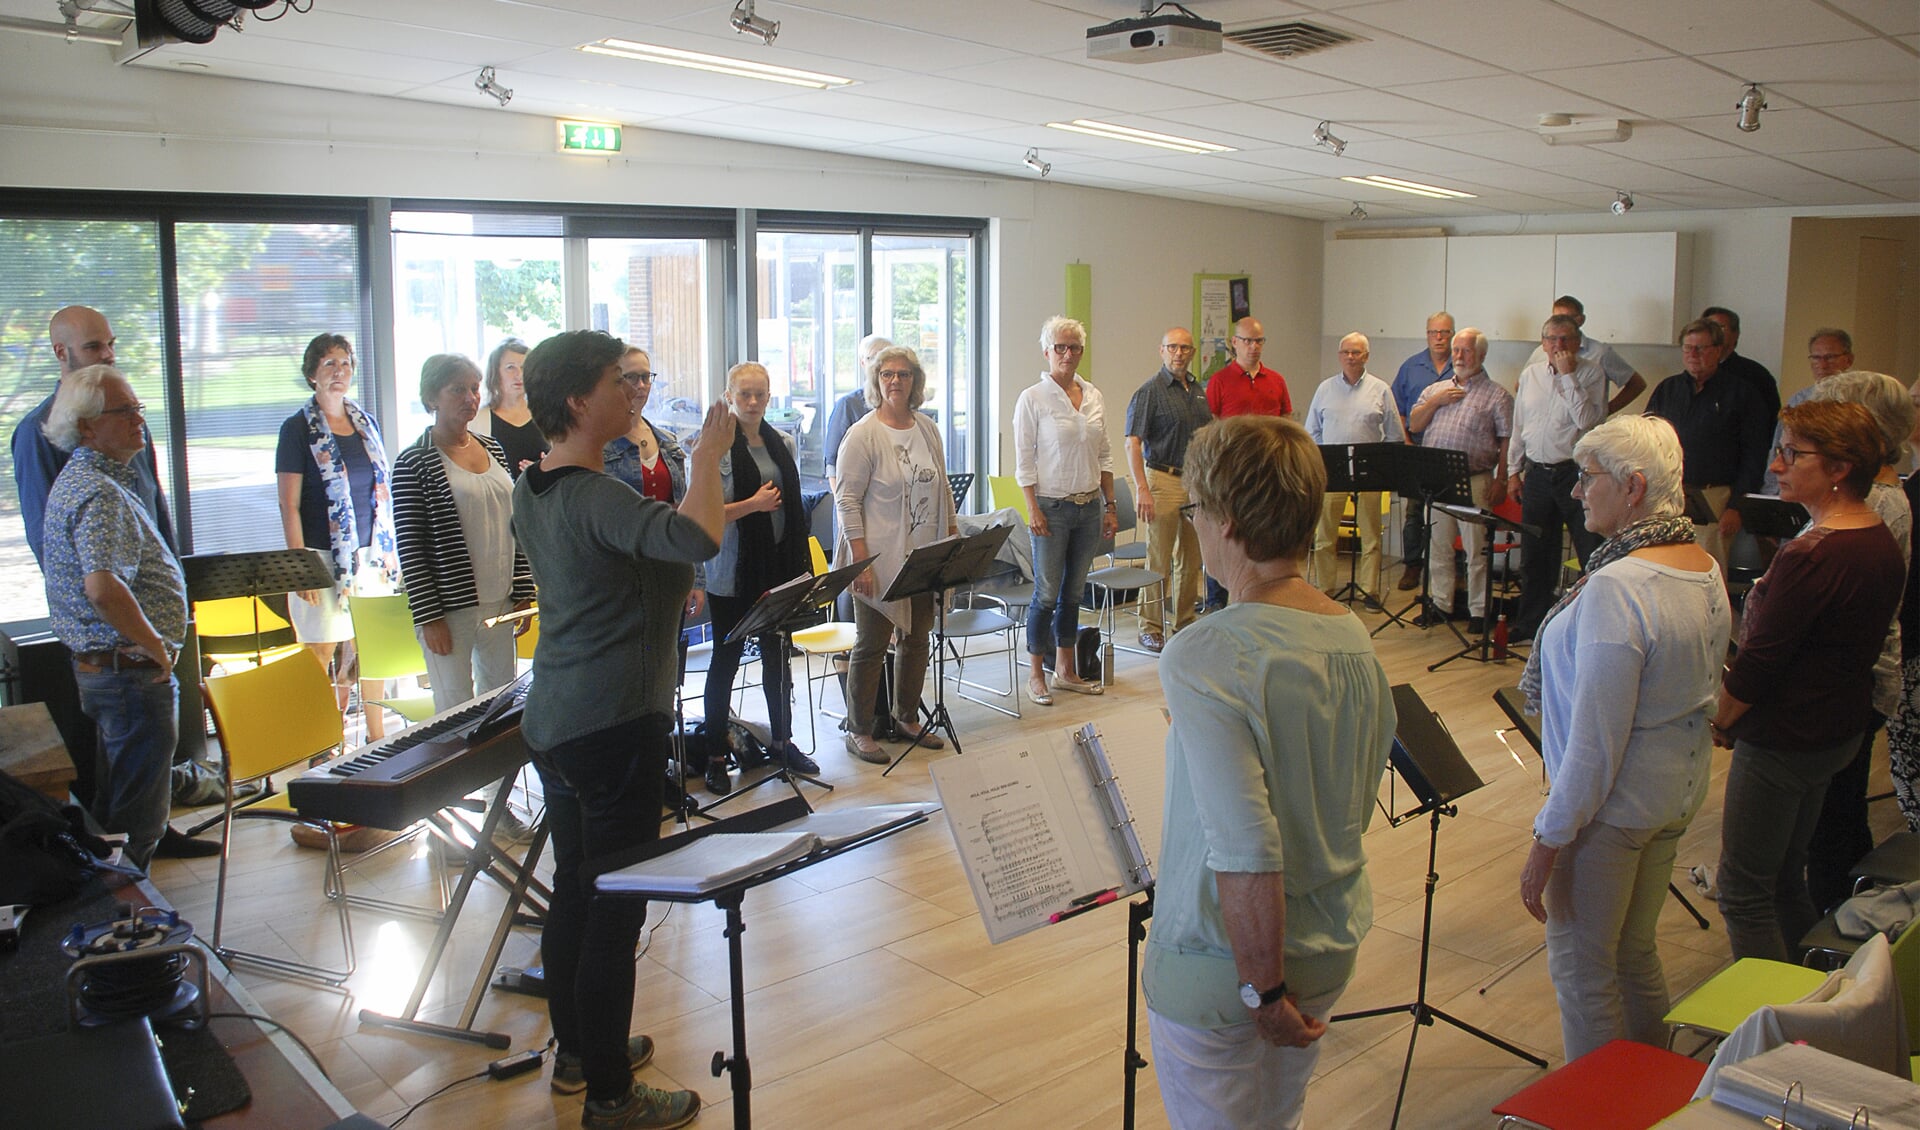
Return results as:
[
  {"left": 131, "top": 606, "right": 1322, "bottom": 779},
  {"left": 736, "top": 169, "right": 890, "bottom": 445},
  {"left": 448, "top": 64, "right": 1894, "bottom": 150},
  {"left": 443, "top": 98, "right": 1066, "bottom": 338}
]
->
[
  {"left": 1304, "top": 333, "right": 1405, "bottom": 604},
  {"left": 12, "top": 306, "right": 175, "bottom": 565}
]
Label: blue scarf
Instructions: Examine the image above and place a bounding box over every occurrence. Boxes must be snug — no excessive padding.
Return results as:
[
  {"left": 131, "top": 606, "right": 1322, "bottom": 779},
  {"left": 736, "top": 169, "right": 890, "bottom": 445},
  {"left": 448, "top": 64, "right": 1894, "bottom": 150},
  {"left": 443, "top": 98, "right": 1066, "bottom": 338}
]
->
[{"left": 301, "top": 397, "right": 398, "bottom": 587}]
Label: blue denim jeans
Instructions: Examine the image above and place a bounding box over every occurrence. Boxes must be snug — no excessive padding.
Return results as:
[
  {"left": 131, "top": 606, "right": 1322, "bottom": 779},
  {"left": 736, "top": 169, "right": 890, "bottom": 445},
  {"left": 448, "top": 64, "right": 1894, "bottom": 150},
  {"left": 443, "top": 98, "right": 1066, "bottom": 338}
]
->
[
  {"left": 74, "top": 664, "right": 178, "bottom": 872},
  {"left": 1027, "top": 495, "right": 1103, "bottom": 658},
  {"left": 531, "top": 713, "right": 670, "bottom": 1102}
]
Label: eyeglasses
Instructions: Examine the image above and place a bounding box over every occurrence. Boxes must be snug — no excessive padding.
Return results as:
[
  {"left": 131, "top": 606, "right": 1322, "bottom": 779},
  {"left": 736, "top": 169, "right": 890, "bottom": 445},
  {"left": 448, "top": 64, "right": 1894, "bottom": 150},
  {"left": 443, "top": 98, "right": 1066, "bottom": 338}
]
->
[
  {"left": 1574, "top": 467, "right": 1611, "bottom": 491},
  {"left": 1808, "top": 353, "right": 1850, "bottom": 365},
  {"left": 617, "top": 370, "right": 650, "bottom": 387},
  {"left": 1680, "top": 344, "right": 1716, "bottom": 356},
  {"left": 876, "top": 368, "right": 914, "bottom": 381},
  {"left": 1233, "top": 335, "right": 1265, "bottom": 345},
  {"left": 1773, "top": 443, "right": 1817, "bottom": 466},
  {"left": 98, "top": 402, "right": 146, "bottom": 418},
  {"left": 1048, "top": 343, "right": 1085, "bottom": 355},
  {"left": 1160, "top": 343, "right": 1195, "bottom": 353}
]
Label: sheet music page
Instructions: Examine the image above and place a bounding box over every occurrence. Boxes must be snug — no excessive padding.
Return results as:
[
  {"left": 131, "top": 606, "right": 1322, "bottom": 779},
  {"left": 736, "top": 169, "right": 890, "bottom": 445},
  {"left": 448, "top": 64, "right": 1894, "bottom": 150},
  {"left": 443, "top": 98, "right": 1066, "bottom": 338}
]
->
[{"left": 930, "top": 739, "right": 1118, "bottom": 944}]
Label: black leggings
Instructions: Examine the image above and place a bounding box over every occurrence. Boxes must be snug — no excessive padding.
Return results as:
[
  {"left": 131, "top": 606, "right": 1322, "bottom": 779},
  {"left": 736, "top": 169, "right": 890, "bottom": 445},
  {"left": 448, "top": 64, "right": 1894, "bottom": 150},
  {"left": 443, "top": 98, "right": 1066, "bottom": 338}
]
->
[{"left": 703, "top": 592, "right": 793, "bottom": 747}]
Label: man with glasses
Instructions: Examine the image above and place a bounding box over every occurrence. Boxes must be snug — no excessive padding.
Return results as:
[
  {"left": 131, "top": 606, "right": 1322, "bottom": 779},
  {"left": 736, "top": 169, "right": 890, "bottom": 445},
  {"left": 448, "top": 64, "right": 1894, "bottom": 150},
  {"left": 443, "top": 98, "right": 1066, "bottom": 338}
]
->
[
  {"left": 1124, "top": 327, "right": 1212, "bottom": 652},
  {"left": 1646, "top": 319, "right": 1774, "bottom": 574},
  {"left": 1409, "top": 329, "right": 1511, "bottom": 635},
  {"left": 1390, "top": 312, "right": 1454, "bottom": 592},
  {"left": 1505, "top": 314, "right": 1626, "bottom": 641},
  {"left": 1762, "top": 328, "right": 1855, "bottom": 494},
  {"left": 1200, "top": 316, "right": 1291, "bottom": 609},
  {"left": 38, "top": 365, "right": 188, "bottom": 874},
  {"left": 1522, "top": 295, "right": 1648, "bottom": 415}
]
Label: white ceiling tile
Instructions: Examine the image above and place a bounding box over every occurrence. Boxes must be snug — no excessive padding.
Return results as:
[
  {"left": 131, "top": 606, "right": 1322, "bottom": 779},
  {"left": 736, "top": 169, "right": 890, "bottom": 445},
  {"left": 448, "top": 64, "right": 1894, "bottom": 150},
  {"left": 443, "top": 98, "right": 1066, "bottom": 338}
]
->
[
  {"left": 1389, "top": 72, "right": 1632, "bottom": 128},
  {"left": 1262, "top": 87, "right": 1473, "bottom": 137},
  {"left": 1062, "top": 46, "right": 1362, "bottom": 102},
  {"left": 1699, "top": 38, "right": 1920, "bottom": 108},
  {"left": 1673, "top": 108, "right": 1890, "bottom": 155},
  {"left": 1339, "top": 0, "right": 1669, "bottom": 68},
  {"left": 1580, "top": 0, "right": 1873, "bottom": 52},
  {"left": 1822, "top": 0, "right": 1920, "bottom": 36},
  {"left": 1545, "top": 57, "right": 1764, "bottom": 121},
  {"left": 1140, "top": 100, "right": 1353, "bottom": 148},
  {"left": 932, "top": 57, "right": 1230, "bottom": 116},
  {"left": 1663, "top": 152, "right": 1855, "bottom": 186},
  {"left": 1806, "top": 147, "right": 1920, "bottom": 182},
  {"left": 848, "top": 74, "right": 1104, "bottom": 125},
  {"left": 1862, "top": 178, "right": 1920, "bottom": 199},
  {"left": 675, "top": 104, "right": 926, "bottom": 145},
  {"left": 757, "top": 90, "right": 1023, "bottom": 135},
  {"left": 1830, "top": 101, "right": 1920, "bottom": 147}
]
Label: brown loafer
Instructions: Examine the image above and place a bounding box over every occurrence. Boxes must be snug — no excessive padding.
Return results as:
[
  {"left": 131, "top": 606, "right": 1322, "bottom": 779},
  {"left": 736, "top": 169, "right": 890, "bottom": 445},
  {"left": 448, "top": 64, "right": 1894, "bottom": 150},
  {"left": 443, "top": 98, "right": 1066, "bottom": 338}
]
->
[
  {"left": 1396, "top": 564, "right": 1423, "bottom": 591},
  {"left": 1137, "top": 630, "right": 1165, "bottom": 653}
]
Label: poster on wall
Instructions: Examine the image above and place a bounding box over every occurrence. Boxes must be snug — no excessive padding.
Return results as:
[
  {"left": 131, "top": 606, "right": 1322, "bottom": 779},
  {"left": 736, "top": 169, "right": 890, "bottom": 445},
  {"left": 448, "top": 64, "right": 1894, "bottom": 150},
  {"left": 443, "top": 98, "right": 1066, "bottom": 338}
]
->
[{"left": 1193, "top": 274, "right": 1249, "bottom": 382}]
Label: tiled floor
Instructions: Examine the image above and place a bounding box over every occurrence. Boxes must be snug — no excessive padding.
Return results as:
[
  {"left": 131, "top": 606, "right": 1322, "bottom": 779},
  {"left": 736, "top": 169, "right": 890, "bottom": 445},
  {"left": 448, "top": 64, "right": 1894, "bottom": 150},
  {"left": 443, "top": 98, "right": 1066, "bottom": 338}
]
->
[{"left": 149, "top": 597, "right": 1905, "bottom": 1129}]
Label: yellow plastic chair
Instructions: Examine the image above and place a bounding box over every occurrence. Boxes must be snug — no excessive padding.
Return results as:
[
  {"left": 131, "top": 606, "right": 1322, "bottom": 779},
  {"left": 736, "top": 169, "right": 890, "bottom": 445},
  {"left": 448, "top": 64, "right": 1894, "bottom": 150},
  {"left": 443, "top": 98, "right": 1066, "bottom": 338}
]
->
[
  {"left": 203, "top": 648, "right": 356, "bottom": 984},
  {"left": 515, "top": 612, "right": 539, "bottom": 661},
  {"left": 194, "top": 596, "right": 303, "bottom": 671},
  {"left": 987, "top": 475, "right": 1030, "bottom": 522},
  {"left": 349, "top": 593, "right": 438, "bottom": 723},
  {"left": 791, "top": 536, "right": 858, "bottom": 750},
  {"left": 1663, "top": 957, "right": 1829, "bottom": 1048}
]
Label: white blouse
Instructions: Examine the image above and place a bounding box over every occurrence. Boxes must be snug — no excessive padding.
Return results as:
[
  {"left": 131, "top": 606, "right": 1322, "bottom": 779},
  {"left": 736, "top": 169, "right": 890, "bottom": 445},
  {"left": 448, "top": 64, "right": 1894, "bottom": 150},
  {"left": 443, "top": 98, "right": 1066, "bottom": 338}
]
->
[{"left": 1013, "top": 374, "right": 1112, "bottom": 498}]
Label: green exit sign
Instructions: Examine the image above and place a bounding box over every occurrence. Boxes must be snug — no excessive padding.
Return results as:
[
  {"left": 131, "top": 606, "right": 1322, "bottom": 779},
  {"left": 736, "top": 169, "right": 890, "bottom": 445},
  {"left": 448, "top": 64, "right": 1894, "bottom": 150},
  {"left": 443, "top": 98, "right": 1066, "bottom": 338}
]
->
[{"left": 558, "top": 121, "right": 623, "bottom": 154}]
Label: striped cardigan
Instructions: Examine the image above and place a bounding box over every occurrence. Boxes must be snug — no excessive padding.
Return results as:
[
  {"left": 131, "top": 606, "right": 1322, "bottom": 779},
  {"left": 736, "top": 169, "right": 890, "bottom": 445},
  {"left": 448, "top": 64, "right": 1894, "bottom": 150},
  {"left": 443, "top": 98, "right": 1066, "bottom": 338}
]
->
[{"left": 390, "top": 428, "right": 536, "bottom": 626}]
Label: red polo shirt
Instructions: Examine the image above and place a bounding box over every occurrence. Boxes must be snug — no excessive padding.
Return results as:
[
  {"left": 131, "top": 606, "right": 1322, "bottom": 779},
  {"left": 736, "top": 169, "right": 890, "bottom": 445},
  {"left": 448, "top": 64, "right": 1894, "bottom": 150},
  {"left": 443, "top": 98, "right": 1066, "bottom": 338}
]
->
[{"left": 1205, "top": 361, "right": 1292, "bottom": 419}]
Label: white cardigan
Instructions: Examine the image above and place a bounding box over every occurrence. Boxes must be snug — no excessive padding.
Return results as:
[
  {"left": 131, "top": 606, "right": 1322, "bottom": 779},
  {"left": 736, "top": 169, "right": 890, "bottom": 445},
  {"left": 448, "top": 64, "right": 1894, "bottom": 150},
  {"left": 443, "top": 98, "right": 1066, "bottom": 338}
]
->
[{"left": 832, "top": 410, "right": 957, "bottom": 631}]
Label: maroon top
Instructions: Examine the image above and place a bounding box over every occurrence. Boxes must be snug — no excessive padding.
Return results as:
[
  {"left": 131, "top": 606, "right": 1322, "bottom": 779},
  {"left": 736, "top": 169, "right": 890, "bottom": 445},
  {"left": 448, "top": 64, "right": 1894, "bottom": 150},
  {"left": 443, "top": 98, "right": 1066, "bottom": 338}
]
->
[{"left": 1725, "top": 522, "right": 1905, "bottom": 751}]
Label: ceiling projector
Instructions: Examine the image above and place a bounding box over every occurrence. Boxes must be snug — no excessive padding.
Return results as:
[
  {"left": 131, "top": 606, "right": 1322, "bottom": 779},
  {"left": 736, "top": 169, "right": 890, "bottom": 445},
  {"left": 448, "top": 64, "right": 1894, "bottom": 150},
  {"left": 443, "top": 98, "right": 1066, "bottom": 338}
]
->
[{"left": 1086, "top": 12, "right": 1223, "bottom": 64}]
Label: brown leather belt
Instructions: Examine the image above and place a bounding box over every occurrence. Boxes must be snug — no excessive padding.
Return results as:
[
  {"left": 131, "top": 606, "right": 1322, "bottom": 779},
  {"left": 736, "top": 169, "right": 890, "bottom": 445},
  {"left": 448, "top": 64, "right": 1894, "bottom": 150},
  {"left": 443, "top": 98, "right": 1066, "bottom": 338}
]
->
[
  {"left": 72, "top": 649, "right": 163, "bottom": 673},
  {"left": 1146, "top": 461, "right": 1182, "bottom": 477}
]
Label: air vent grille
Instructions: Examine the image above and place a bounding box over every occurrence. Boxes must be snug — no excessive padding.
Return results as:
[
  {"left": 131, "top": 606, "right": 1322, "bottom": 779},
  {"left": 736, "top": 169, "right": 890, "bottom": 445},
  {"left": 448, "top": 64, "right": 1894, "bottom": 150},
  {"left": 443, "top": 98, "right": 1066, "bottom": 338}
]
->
[{"left": 1225, "top": 22, "right": 1364, "bottom": 60}]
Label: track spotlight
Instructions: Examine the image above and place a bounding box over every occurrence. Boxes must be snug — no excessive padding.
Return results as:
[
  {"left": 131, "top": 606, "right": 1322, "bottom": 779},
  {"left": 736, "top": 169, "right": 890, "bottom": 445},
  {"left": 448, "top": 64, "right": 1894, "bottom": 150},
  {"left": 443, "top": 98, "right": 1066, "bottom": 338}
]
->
[
  {"left": 1023, "top": 147, "right": 1051, "bottom": 177},
  {"left": 1348, "top": 202, "right": 1368, "bottom": 220},
  {"left": 474, "top": 65, "right": 513, "bottom": 106},
  {"left": 729, "top": 0, "right": 779, "bottom": 45},
  {"left": 1312, "top": 120, "right": 1347, "bottom": 157},
  {"left": 1610, "top": 190, "right": 1634, "bottom": 216},
  {"left": 1736, "top": 84, "right": 1767, "bottom": 133}
]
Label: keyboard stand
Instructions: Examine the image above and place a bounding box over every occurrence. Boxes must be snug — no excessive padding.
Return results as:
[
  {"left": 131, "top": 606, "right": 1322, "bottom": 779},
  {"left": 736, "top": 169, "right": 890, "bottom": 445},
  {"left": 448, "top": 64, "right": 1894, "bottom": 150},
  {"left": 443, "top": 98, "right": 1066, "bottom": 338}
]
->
[{"left": 356, "top": 779, "right": 548, "bottom": 1048}]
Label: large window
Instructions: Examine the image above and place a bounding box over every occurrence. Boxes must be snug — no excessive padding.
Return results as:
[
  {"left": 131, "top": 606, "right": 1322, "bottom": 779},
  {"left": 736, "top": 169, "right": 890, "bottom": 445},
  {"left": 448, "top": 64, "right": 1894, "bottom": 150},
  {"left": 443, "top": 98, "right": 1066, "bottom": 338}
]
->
[
  {"left": 756, "top": 230, "right": 859, "bottom": 479},
  {"left": 586, "top": 237, "right": 710, "bottom": 428},
  {"left": 178, "top": 221, "right": 363, "bottom": 555},
  {"left": 391, "top": 212, "right": 564, "bottom": 442},
  {"left": 0, "top": 218, "right": 167, "bottom": 623},
  {"left": 875, "top": 233, "right": 972, "bottom": 474}
]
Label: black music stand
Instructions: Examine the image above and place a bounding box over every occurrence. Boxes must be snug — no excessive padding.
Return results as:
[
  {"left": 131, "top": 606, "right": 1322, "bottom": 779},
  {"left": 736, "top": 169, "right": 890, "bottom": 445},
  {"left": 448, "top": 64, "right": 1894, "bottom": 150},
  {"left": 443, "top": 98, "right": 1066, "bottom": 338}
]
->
[
  {"left": 1317, "top": 442, "right": 1403, "bottom": 608},
  {"left": 1425, "top": 502, "right": 1537, "bottom": 671},
  {"left": 1373, "top": 446, "right": 1474, "bottom": 637},
  {"left": 1735, "top": 493, "right": 1810, "bottom": 539},
  {"left": 708, "top": 557, "right": 875, "bottom": 808},
  {"left": 585, "top": 795, "right": 932, "bottom": 1130},
  {"left": 1330, "top": 684, "right": 1546, "bottom": 1128},
  {"left": 877, "top": 524, "right": 1012, "bottom": 775}
]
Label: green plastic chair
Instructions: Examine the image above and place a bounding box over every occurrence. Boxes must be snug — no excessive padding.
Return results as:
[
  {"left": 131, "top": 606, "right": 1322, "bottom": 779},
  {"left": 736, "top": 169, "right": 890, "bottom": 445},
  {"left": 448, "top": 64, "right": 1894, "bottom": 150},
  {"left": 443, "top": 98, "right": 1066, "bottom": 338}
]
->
[
  {"left": 1662, "top": 957, "right": 1829, "bottom": 1047},
  {"left": 987, "top": 474, "right": 1030, "bottom": 522},
  {"left": 349, "top": 592, "right": 438, "bottom": 723}
]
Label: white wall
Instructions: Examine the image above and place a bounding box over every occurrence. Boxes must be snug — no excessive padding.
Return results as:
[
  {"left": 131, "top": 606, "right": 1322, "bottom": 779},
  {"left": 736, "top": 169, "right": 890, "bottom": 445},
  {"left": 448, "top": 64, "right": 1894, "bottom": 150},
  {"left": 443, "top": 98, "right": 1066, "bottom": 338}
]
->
[
  {"left": 1312, "top": 203, "right": 1918, "bottom": 411},
  {"left": 0, "top": 37, "right": 1320, "bottom": 479}
]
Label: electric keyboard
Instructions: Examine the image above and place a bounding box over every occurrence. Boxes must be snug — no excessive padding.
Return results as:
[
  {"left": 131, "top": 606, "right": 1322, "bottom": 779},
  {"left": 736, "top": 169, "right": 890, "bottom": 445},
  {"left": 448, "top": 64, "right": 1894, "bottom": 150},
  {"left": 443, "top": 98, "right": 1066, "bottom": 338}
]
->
[{"left": 287, "top": 672, "right": 533, "bottom": 829}]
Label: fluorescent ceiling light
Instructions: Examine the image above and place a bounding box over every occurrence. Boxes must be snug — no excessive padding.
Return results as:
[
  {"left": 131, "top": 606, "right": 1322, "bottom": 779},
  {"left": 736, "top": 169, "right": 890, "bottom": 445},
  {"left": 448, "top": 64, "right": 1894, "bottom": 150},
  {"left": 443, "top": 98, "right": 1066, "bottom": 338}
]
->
[
  {"left": 1340, "top": 175, "right": 1476, "bottom": 200},
  {"left": 1045, "top": 119, "right": 1235, "bottom": 155},
  {"left": 580, "top": 38, "right": 854, "bottom": 90}
]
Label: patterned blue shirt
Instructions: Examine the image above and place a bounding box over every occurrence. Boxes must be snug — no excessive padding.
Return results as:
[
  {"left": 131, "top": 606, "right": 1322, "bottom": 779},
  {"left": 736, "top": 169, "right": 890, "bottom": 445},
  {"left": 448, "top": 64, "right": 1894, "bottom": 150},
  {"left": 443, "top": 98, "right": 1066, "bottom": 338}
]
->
[{"left": 42, "top": 446, "right": 187, "bottom": 653}]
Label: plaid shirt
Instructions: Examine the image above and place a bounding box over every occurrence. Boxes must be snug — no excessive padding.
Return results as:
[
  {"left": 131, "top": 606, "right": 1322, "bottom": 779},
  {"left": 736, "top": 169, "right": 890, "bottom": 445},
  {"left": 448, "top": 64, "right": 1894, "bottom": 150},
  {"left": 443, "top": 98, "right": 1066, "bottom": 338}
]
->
[
  {"left": 1413, "top": 368, "right": 1512, "bottom": 474},
  {"left": 42, "top": 446, "right": 186, "bottom": 653}
]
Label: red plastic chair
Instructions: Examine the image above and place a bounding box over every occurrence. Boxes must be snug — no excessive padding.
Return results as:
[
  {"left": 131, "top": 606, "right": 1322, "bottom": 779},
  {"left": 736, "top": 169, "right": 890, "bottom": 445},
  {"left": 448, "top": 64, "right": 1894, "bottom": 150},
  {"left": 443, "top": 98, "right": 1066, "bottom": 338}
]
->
[{"left": 1493, "top": 1040, "right": 1706, "bottom": 1129}]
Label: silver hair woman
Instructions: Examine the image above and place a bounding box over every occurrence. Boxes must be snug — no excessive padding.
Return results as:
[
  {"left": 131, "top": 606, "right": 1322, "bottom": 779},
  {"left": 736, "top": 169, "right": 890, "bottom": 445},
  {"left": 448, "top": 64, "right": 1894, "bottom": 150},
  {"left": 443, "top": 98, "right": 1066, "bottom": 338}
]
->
[
  {"left": 1802, "top": 371, "right": 1915, "bottom": 908},
  {"left": 1516, "top": 413, "right": 1732, "bottom": 1059}
]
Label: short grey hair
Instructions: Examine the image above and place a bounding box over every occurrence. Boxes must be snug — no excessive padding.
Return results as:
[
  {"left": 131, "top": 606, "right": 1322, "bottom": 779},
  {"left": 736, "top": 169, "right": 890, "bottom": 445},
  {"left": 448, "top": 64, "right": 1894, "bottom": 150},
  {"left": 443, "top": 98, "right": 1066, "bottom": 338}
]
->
[
  {"left": 1574, "top": 414, "right": 1686, "bottom": 519},
  {"left": 43, "top": 364, "right": 120, "bottom": 451},
  {"left": 857, "top": 334, "right": 892, "bottom": 371},
  {"left": 419, "top": 353, "right": 481, "bottom": 413},
  {"left": 1039, "top": 315, "right": 1086, "bottom": 350},
  {"left": 1808, "top": 370, "right": 1914, "bottom": 468},
  {"left": 1452, "top": 327, "right": 1489, "bottom": 361},
  {"left": 1543, "top": 313, "right": 1582, "bottom": 340},
  {"left": 1808, "top": 327, "right": 1852, "bottom": 353},
  {"left": 863, "top": 345, "right": 927, "bottom": 410}
]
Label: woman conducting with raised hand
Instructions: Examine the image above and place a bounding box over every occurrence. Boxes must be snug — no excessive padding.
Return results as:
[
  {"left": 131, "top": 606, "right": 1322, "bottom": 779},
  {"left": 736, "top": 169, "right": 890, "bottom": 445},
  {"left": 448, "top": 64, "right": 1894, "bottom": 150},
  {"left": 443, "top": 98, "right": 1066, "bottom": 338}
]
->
[
  {"left": 390, "top": 353, "right": 537, "bottom": 841},
  {"left": 1713, "top": 400, "right": 1904, "bottom": 961},
  {"left": 1515, "top": 415, "right": 1731, "bottom": 1060},
  {"left": 1144, "top": 414, "right": 1393, "bottom": 1130},
  {"left": 511, "top": 329, "right": 731, "bottom": 1128},
  {"left": 275, "top": 332, "right": 399, "bottom": 743},
  {"left": 697, "top": 361, "right": 817, "bottom": 793},
  {"left": 1014, "top": 315, "right": 1117, "bottom": 706},
  {"left": 834, "top": 345, "right": 958, "bottom": 764},
  {"left": 474, "top": 337, "right": 546, "bottom": 477}
]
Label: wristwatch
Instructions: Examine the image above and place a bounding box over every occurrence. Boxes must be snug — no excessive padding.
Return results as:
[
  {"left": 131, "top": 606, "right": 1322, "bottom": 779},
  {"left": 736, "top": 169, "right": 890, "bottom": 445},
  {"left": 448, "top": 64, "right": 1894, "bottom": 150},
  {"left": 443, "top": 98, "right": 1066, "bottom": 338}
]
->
[{"left": 1239, "top": 979, "right": 1287, "bottom": 1010}]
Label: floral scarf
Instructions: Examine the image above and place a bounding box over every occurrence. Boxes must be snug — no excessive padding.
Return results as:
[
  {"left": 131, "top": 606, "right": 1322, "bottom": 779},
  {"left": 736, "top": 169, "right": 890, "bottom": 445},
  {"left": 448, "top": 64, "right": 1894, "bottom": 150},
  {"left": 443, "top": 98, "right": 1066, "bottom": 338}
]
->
[
  {"left": 301, "top": 397, "right": 398, "bottom": 588},
  {"left": 1518, "top": 513, "right": 1697, "bottom": 715}
]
